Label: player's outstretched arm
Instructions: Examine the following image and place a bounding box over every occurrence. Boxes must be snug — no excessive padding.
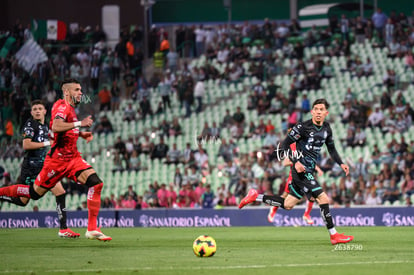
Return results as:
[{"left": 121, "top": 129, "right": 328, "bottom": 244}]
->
[
  {"left": 52, "top": 116, "right": 93, "bottom": 133},
  {"left": 326, "top": 142, "right": 349, "bottom": 176},
  {"left": 22, "top": 139, "right": 51, "bottom": 150}
]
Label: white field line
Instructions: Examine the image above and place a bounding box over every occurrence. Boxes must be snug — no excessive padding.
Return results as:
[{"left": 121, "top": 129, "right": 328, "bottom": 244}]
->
[{"left": 0, "top": 260, "right": 413, "bottom": 273}]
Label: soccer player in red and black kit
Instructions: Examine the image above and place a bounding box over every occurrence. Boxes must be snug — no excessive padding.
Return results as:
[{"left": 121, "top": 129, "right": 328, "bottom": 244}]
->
[
  {"left": 0, "top": 100, "right": 79, "bottom": 238},
  {"left": 0, "top": 79, "right": 111, "bottom": 241},
  {"left": 240, "top": 99, "right": 353, "bottom": 245},
  {"left": 267, "top": 142, "right": 323, "bottom": 224}
]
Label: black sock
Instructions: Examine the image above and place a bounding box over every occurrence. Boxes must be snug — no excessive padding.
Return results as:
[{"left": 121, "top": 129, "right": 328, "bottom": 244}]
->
[
  {"left": 56, "top": 194, "right": 67, "bottom": 230},
  {"left": 262, "top": 195, "right": 285, "bottom": 208},
  {"left": 0, "top": 196, "right": 28, "bottom": 206},
  {"left": 320, "top": 203, "right": 334, "bottom": 229}
]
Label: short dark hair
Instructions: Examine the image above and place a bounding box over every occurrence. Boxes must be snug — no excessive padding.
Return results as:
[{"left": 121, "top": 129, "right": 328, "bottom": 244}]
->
[
  {"left": 61, "top": 78, "right": 80, "bottom": 86},
  {"left": 31, "top": 100, "right": 45, "bottom": 107},
  {"left": 312, "top": 98, "right": 330, "bottom": 109}
]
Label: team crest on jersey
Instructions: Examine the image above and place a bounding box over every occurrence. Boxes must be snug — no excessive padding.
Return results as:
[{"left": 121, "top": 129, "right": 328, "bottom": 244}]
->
[
  {"left": 47, "top": 170, "right": 56, "bottom": 178},
  {"left": 324, "top": 131, "right": 328, "bottom": 139}
]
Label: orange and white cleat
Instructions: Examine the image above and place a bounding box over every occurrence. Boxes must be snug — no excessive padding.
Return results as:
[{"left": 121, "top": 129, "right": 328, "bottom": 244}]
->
[
  {"left": 58, "top": 228, "right": 81, "bottom": 238},
  {"left": 330, "top": 233, "right": 354, "bottom": 245},
  {"left": 85, "top": 228, "right": 112, "bottom": 242},
  {"left": 302, "top": 214, "right": 314, "bottom": 225},
  {"left": 267, "top": 207, "right": 278, "bottom": 223},
  {"left": 238, "top": 189, "right": 259, "bottom": 209}
]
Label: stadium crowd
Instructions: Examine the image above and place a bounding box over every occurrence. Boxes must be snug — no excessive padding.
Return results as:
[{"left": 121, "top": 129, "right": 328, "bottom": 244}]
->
[{"left": 1, "top": 7, "right": 414, "bottom": 211}]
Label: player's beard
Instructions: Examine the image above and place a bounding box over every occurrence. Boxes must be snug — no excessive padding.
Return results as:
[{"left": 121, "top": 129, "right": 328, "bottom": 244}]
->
[{"left": 71, "top": 95, "right": 81, "bottom": 106}]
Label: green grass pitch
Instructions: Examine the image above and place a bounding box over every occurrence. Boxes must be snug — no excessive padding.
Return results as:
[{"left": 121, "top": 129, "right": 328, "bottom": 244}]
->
[{"left": 0, "top": 226, "right": 413, "bottom": 274}]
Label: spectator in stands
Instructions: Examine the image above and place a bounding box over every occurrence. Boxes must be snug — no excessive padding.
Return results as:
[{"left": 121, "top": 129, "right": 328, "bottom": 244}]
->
[
  {"left": 221, "top": 109, "right": 234, "bottom": 128},
  {"left": 114, "top": 136, "right": 126, "bottom": 155},
  {"left": 169, "top": 117, "right": 182, "bottom": 136},
  {"left": 181, "top": 143, "right": 194, "bottom": 165},
  {"left": 123, "top": 102, "right": 136, "bottom": 122},
  {"left": 218, "top": 138, "right": 234, "bottom": 162},
  {"left": 158, "top": 119, "right": 170, "bottom": 138},
  {"left": 135, "top": 196, "right": 149, "bottom": 209},
  {"left": 382, "top": 177, "right": 401, "bottom": 204},
  {"left": 139, "top": 96, "right": 153, "bottom": 119},
  {"left": 123, "top": 185, "right": 138, "bottom": 202},
  {"left": 123, "top": 68, "right": 136, "bottom": 99},
  {"left": 110, "top": 80, "right": 121, "bottom": 112},
  {"left": 183, "top": 75, "right": 194, "bottom": 118},
  {"left": 232, "top": 106, "right": 245, "bottom": 126},
  {"left": 128, "top": 150, "right": 141, "bottom": 171},
  {"left": 401, "top": 172, "right": 414, "bottom": 205},
  {"left": 165, "top": 143, "right": 182, "bottom": 165},
  {"left": 112, "top": 152, "right": 125, "bottom": 174},
  {"left": 365, "top": 189, "right": 382, "bottom": 205},
  {"left": 173, "top": 167, "right": 183, "bottom": 188},
  {"left": 201, "top": 184, "right": 214, "bottom": 208},
  {"left": 101, "top": 197, "right": 114, "bottom": 208},
  {"left": 263, "top": 129, "right": 278, "bottom": 149},
  {"left": 156, "top": 184, "right": 169, "bottom": 207},
  {"left": 230, "top": 121, "right": 244, "bottom": 140},
  {"left": 94, "top": 115, "right": 114, "bottom": 135},
  {"left": 352, "top": 157, "right": 369, "bottom": 181},
  {"left": 319, "top": 152, "right": 334, "bottom": 172},
  {"left": 194, "top": 78, "right": 205, "bottom": 113},
  {"left": 224, "top": 160, "right": 241, "bottom": 193},
  {"left": 194, "top": 25, "right": 206, "bottom": 57},
  {"left": 353, "top": 127, "right": 366, "bottom": 147},
  {"left": 158, "top": 74, "right": 172, "bottom": 110},
  {"left": 383, "top": 69, "right": 396, "bottom": 92},
  {"left": 151, "top": 137, "right": 169, "bottom": 160},
  {"left": 194, "top": 146, "right": 209, "bottom": 172},
  {"left": 372, "top": 8, "right": 388, "bottom": 41},
  {"left": 98, "top": 85, "right": 111, "bottom": 111},
  {"left": 367, "top": 106, "right": 384, "bottom": 128},
  {"left": 166, "top": 48, "right": 179, "bottom": 72}
]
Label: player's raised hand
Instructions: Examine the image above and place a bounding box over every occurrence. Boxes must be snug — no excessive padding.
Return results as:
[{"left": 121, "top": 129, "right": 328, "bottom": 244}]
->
[
  {"left": 81, "top": 115, "right": 93, "bottom": 128},
  {"left": 341, "top": 164, "right": 350, "bottom": 176}
]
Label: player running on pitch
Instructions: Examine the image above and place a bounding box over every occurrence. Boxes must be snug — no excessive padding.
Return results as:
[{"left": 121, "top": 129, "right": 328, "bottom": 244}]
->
[
  {"left": 0, "top": 79, "right": 111, "bottom": 241},
  {"left": 240, "top": 98, "right": 353, "bottom": 245},
  {"left": 267, "top": 142, "right": 323, "bottom": 224},
  {"left": 0, "top": 100, "right": 79, "bottom": 238}
]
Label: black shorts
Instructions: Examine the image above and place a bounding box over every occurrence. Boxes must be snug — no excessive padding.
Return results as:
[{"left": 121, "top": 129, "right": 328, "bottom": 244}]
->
[
  {"left": 289, "top": 168, "right": 323, "bottom": 200},
  {"left": 19, "top": 161, "right": 42, "bottom": 185}
]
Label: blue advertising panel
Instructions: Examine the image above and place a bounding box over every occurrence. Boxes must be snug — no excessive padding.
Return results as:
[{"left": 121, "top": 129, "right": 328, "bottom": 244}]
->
[{"left": 0, "top": 208, "right": 413, "bottom": 228}]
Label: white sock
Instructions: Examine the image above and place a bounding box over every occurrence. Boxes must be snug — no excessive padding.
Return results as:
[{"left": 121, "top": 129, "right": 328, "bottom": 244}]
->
[
  {"left": 329, "top": 228, "right": 337, "bottom": 235},
  {"left": 256, "top": 194, "right": 264, "bottom": 202}
]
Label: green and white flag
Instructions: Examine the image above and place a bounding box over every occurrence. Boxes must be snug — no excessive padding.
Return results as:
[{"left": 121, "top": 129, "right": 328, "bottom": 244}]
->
[
  {"left": 0, "top": 36, "right": 16, "bottom": 58},
  {"left": 15, "top": 39, "right": 48, "bottom": 74},
  {"left": 32, "top": 19, "right": 67, "bottom": 40}
]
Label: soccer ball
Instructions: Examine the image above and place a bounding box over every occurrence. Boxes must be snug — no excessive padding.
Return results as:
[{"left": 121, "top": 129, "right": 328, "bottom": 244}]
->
[{"left": 193, "top": 235, "right": 217, "bottom": 257}]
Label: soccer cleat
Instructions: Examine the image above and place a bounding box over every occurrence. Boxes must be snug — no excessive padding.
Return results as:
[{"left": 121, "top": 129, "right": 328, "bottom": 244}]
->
[
  {"left": 238, "top": 189, "right": 258, "bottom": 209},
  {"left": 58, "top": 228, "right": 80, "bottom": 238},
  {"left": 267, "top": 207, "right": 278, "bottom": 223},
  {"left": 85, "top": 228, "right": 112, "bottom": 242},
  {"left": 330, "top": 233, "right": 354, "bottom": 245},
  {"left": 302, "top": 214, "right": 314, "bottom": 225}
]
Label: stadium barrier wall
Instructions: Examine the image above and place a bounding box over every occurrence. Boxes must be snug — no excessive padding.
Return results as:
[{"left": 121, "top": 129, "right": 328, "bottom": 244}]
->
[{"left": 0, "top": 207, "right": 413, "bottom": 229}]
